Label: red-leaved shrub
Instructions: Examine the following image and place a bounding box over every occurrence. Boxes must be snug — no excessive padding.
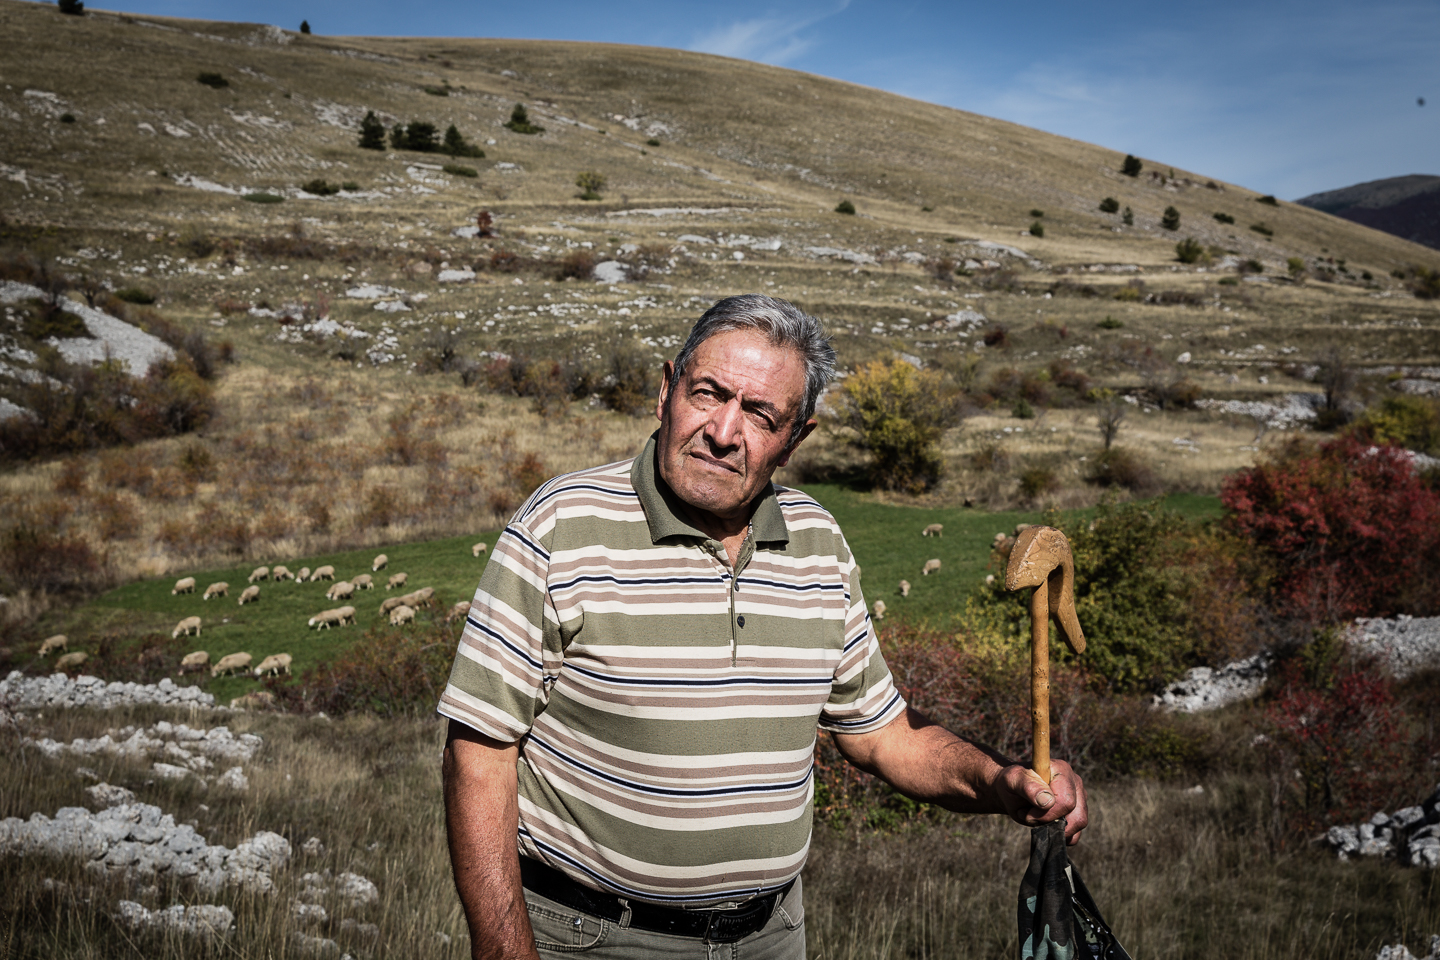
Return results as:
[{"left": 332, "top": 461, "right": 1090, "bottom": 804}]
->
[{"left": 1222, "top": 436, "right": 1440, "bottom": 623}]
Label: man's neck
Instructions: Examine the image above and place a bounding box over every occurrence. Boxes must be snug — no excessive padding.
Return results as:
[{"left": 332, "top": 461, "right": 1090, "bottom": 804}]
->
[{"left": 676, "top": 501, "right": 752, "bottom": 569}]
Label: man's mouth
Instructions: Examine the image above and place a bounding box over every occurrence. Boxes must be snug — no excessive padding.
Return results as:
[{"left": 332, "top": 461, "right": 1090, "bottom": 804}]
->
[{"left": 688, "top": 449, "right": 742, "bottom": 475}]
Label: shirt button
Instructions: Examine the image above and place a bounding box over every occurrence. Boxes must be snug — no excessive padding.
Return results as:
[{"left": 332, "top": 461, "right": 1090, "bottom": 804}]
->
[{"left": 736, "top": 615, "right": 746, "bottom": 628}]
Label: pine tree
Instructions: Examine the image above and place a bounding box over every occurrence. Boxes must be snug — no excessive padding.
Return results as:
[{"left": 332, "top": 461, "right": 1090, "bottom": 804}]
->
[
  {"left": 299, "top": 19, "right": 311, "bottom": 34},
  {"left": 504, "top": 104, "right": 544, "bottom": 135},
  {"left": 389, "top": 124, "right": 406, "bottom": 150},
  {"left": 1121, "top": 154, "right": 1143, "bottom": 177},
  {"left": 442, "top": 124, "right": 483, "bottom": 158},
  {"left": 58, "top": 0, "right": 84, "bottom": 14},
  {"left": 404, "top": 121, "right": 438, "bottom": 152},
  {"left": 1161, "top": 206, "right": 1181, "bottom": 231},
  {"left": 1122, "top": 206, "right": 1134, "bottom": 226},
  {"left": 359, "top": 111, "right": 386, "bottom": 151}
]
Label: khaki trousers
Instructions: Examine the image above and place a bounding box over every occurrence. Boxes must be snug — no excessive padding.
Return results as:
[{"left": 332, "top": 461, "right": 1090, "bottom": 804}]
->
[{"left": 525, "top": 876, "right": 806, "bottom": 960}]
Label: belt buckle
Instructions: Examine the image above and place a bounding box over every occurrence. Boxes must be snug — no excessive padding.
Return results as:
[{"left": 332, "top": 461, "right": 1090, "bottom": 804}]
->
[{"left": 703, "top": 898, "right": 766, "bottom": 944}]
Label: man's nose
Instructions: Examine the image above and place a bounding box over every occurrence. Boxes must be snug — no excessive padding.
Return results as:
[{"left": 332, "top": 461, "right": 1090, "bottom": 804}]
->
[{"left": 705, "top": 394, "right": 744, "bottom": 450}]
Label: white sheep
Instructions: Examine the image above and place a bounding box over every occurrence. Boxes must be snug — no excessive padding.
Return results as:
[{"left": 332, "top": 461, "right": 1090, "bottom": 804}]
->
[
  {"left": 179, "top": 650, "right": 210, "bottom": 674},
  {"left": 238, "top": 585, "right": 260, "bottom": 605},
  {"left": 386, "top": 572, "right": 408, "bottom": 591},
  {"left": 922, "top": 559, "right": 942, "bottom": 576},
  {"left": 372, "top": 554, "right": 388, "bottom": 572},
  {"left": 55, "top": 651, "right": 88, "bottom": 671},
  {"left": 173, "top": 616, "right": 202, "bottom": 638},
  {"left": 921, "top": 523, "right": 944, "bottom": 537},
  {"left": 211, "top": 652, "right": 252, "bottom": 677},
  {"left": 472, "top": 542, "right": 488, "bottom": 558},
  {"left": 39, "top": 634, "right": 68, "bottom": 657},
  {"left": 203, "top": 581, "right": 229, "bottom": 600},
  {"left": 379, "top": 595, "right": 407, "bottom": 616},
  {"left": 171, "top": 577, "right": 196, "bottom": 596},
  {"left": 898, "top": 580, "right": 911, "bottom": 598},
  {"left": 403, "top": 586, "right": 435, "bottom": 607},
  {"left": 310, "top": 565, "right": 335, "bottom": 582},
  {"left": 335, "top": 605, "right": 356, "bottom": 626},
  {"left": 389, "top": 604, "right": 416, "bottom": 627},
  {"left": 872, "top": 599, "right": 886, "bottom": 620},
  {"left": 248, "top": 566, "right": 270, "bottom": 583},
  {"left": 446, "top": 600, "right": 472, "bottom": 623},
  {"left": 326, "top": 581, "right": 356, "bottom": 602},
  {"left": 254, "top": 653, "right": 293, "bottom": 677},
  {"left": 296, "top": 566, "right": 312, "bottom": 583},
  {"left": 308, "top": 609, "right": 343, "bottom": 630},
  {"left": 271, "top": 565, "right": 294, "bottom": 582},
  {"left": 351, "top": 573, "right": 374, "bottom": 591}
]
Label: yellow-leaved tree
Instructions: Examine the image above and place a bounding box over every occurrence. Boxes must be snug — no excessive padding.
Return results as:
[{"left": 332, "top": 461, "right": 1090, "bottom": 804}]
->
[{"left": 838, "top": 359, "right": 956, "bottom": 493}]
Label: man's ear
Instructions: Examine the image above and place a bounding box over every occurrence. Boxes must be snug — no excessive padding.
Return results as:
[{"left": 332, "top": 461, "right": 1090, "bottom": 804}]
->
[
  {"left": 777, "top": 419, "right": 818, "bottom": 467},
  {"left": 655, "top": 362, "right": 675, "bottom": 423}
]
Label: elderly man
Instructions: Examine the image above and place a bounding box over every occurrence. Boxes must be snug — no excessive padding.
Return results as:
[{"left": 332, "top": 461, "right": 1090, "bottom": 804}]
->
[{"left": 440, "top": 294, "right": 1086, "bottom": 959}]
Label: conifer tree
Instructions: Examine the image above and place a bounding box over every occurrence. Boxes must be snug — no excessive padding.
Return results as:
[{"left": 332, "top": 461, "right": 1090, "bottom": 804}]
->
[
  {"left": 1161, "top": 206, "right": 1181, "bottom": 231},
  {"left": 1121, "top": 154, "right": 1143, "bottom": 177},
  {"left": 359, "top": 111, "right": 386, "bottom": 151}
]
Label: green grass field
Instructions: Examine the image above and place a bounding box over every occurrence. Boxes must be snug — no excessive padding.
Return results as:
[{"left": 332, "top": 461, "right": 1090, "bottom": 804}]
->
[{"left": 61, "top": 491, "right": 1222, "bottom": 704}]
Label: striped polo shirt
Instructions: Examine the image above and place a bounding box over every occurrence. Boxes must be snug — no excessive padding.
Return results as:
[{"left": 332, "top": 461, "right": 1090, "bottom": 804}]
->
[{"left": 438, "top": 434, "right": 905, "bottom": 907}]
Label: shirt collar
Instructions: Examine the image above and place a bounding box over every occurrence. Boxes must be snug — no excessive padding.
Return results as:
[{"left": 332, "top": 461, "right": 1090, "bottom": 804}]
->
[{"left": 631, "top": 431, "right": 790, "bottom": 546}]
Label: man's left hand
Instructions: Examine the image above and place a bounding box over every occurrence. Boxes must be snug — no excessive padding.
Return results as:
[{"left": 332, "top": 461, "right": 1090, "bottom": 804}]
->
[{"left": 995, "top": 759, "right": 1088, "bottom": 844}]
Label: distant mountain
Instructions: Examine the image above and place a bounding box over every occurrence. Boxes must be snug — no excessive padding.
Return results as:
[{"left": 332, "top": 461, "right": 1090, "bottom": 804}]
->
[{"left": 1297, "top": 175, "right": 1440, "bottom": 251}]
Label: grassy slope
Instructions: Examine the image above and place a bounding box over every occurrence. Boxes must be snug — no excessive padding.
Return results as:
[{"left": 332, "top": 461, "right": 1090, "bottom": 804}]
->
[{"left": 71, "top": 490, "right": 1222, "bottom": 703}]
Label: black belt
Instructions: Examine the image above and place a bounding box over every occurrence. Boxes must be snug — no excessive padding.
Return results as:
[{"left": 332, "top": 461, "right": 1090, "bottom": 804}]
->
[{"left": 519, "top": 857, "right": 792, "bottom": 944}]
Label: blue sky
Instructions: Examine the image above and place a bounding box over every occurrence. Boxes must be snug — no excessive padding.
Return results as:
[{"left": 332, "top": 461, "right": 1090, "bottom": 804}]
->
[{"left": 98, "top": 0, "right": 1438, "bottom": 200}]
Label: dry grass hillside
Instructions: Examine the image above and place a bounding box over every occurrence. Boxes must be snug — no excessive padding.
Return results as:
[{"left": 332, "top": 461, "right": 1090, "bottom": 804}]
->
[{"left": 1, "top": 0, "right": 1439, "bottom": 588}]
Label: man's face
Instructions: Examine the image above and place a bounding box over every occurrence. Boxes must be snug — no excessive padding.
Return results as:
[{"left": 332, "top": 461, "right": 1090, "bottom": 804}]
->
[{"left": 655, "top": 328, "right": 815, "bottom": 524}]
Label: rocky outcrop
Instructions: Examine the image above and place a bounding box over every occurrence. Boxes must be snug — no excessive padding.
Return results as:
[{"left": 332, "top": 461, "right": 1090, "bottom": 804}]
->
[
  {"left": 1324, "top": 784, "right": 1440, "bottom": 869},
  {"left": 23, "top": 720, "right": 261, "bottom": 781},
  {"left": 1348, "top": 615, "right": 1440, "bottom": 679},
  {"left": 116, "top": 900, "right": 234, "bottom": 939},
  {"left": 0, "top": 802, "right": 290, "bottom": 893},
  {"left": 2, "top": 671, "right": 214, "bottom": 709},
  {"left": 1152, "top": 654, "right": 1269, "bottom": 713}
]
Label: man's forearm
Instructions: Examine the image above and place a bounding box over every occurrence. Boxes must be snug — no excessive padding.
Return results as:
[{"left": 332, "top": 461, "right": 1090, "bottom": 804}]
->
[{"left": 442, "top": 721, "right": 540, "bottom": 960}]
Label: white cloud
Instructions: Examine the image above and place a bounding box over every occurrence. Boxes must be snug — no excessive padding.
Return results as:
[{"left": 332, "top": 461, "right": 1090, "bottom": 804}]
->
[{"left": 689, "top": 1, "right": 848, "bottom": 66}]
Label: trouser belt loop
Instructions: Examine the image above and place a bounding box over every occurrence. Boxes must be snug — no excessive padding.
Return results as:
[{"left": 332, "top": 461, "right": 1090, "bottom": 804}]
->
[{"left": 616, "top": 898, "right": 632, "bottom": 929}]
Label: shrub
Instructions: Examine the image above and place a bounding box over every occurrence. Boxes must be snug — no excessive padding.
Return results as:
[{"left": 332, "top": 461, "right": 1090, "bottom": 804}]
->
[
  {"left": 555, "top": 249, "right": 595, "bottom": 281},
  {"left": 423, "top": 85, "right": 450, "bottom": 97},
  {"left": 835, "top": 199, "right": 856, "bottom": 215},
  {"left": 1112, "top": 286, "right": 1141, "bottom": 302},
  {"left": 1121, "top": 206, "right": 1134, "bottom": 226},
  {"left": 1018, "top": 463, "right": 1058, "bottom": 500},
  {"left": 442, "top": 124, "right": 484, "bottom": 158},
  {"left": 1350, "top": 395, "right": 1440, "bottom": 455},
  {"left": 196, "top": 72, "right": 228, "bottom": 89},
  {"left": 1097, "top": 315, "right": 1123, "bottom": 329},
  {"left": 60, "top": 113, "right": 75, "bottom": 124},
  {"left": 58, "top": 0, "right": 84, "bottom": 13},
  {"left": 982, "top": 324, "right": 1009, "bottom": 348},
  {"left": 837, "top": 359, "right": 955, "bottom": 493},
  {"left": 301, "top": 179, "right": 339, "bottom": 196},
  {"left": 242, "top": 193, "right": 284, "bottom": 204},
  {"left": 341, "top": 181, "right": 360, "bottom": 191},
  {"left": 575, "top": 171, "right": 606, "bottom": 200},
  {"left": 358, "top": 110, "right": 386, "bottom": 150},
  {"left": 1286, "top": 256, "right": 1306, "bottom": 280},
  {"left": 1029, "top": 209, "right": 1044, "bottom": 218},
  {"left": 1175, "top": 237, "right": 1204, "bottom": 263},
  {"left": 595, "top": 339, "right": 659, "bottom": 416},
  {"left": 1160, "top": 206, "right": 1181, "bottom": 231},
  {"left": 299, "top": 19, "right": 310, "bottom": 33},
  {"left": 1239, "top": 258, "right": 1264, "bottom": 274},
  {"left": 1411, "top": 266, "right": 1440, "bottom": 299},
  {"left": 1213, "top": 212, "right": 1235, "bottom": 224},
  {"left": 1222, "top": 435, "right": 1440, "bottom": 622},
  {"left": 115, "top": 287, "right": 156, "bottom": 305},
  {"left": 1121, "top": 154, "right": 1142, "bottom": 177},
  {"left": 1098, "top": 197, "right": 1120, "bottom": 213},
  {"left": 1028, "top": 221, "right": 1044, "bottom": 238},
  {"left": 1256, "top": 194, "right": 1279, "bottom": 206},
  {"left": 282, "top": 621, "right": 457, "bottom": 717},
  {"left": 1011, "top": 397, "right": 1035, "bottom": 419},
  {"left": 443, "top": 164, "right": 478, "bottom": 178},
  {"left": 1249, "top": 222, "right": 1273, "bottom": 237},
  {"left": 1087, "top": 445, "right": 1157, "bottom": 494},
  {"left": 0, "top": 524, "right": 105, "bottom": 596},
  {"left": 503, "top": 103, "right": 544, "bottom": 135},
  {"left": 646, "top": 138, "right": 660, "bottom": 147}
]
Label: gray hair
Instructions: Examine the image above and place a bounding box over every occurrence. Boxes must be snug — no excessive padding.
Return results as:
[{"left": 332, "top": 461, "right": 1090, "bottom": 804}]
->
[{"left": 670, "top": 294, "right": 836, "bottom": 444}]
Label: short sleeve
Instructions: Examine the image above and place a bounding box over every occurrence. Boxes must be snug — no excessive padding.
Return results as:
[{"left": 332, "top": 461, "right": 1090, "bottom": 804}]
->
[
  {"left": 437, "top": 517, "right": 565, "bottom": 742},
  {"left": 818, "top": 536, "right": 906, "bottom": 735}
]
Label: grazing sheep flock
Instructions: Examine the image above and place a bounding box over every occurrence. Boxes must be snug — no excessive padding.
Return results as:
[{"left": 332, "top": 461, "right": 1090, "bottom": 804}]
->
[
  {"left": 921, "top": 523, "right": 944, "bottom": 537},
  {"left": 898, "top": 579, "right": 911, "bottom": 598},
  {"left": 53, "top": 545, "right": 491, "bottom": 690},
  {"left": 922, "top": 559, "right": 942, "bottom": 576}
]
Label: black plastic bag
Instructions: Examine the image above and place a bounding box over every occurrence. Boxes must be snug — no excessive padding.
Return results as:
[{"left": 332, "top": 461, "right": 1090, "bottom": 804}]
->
[{"left": 1017, "top": 819, "right": 1132, "bottom": 960}]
